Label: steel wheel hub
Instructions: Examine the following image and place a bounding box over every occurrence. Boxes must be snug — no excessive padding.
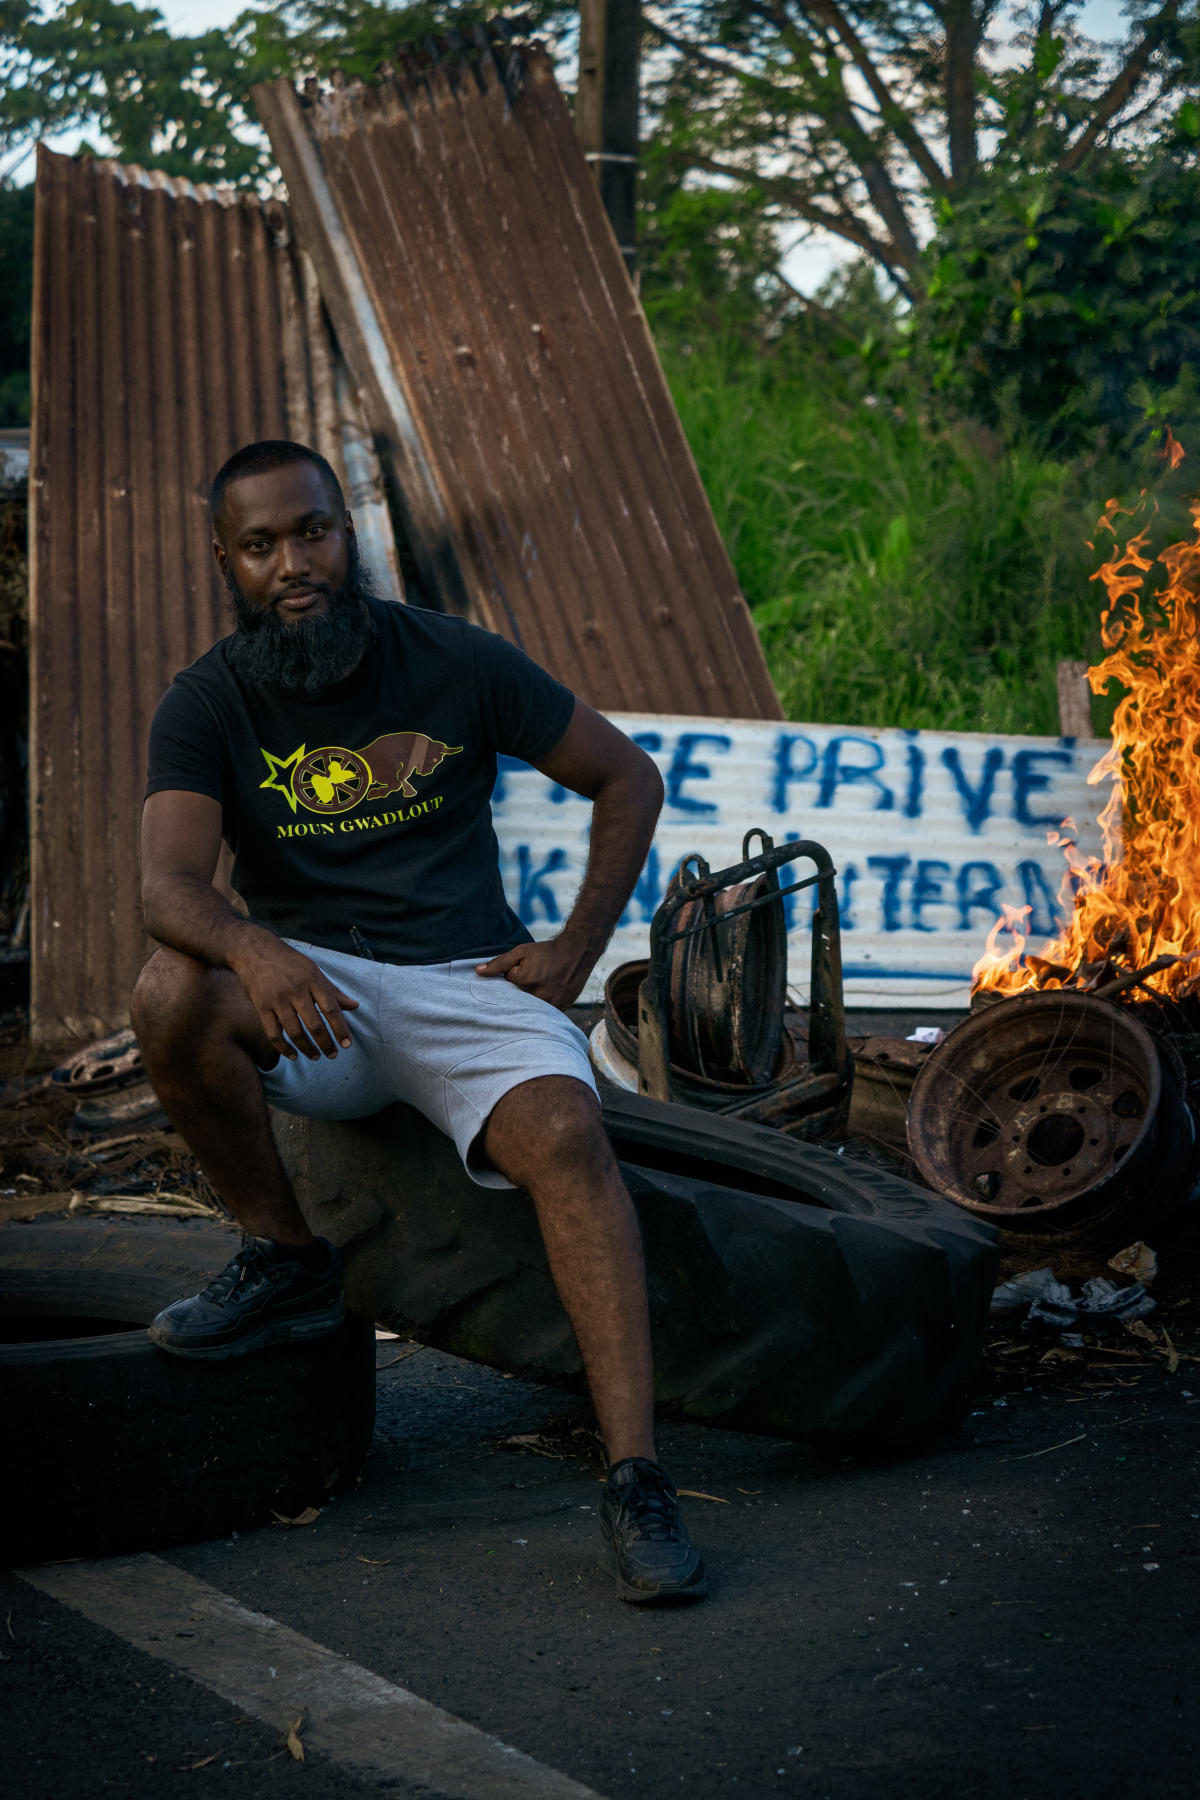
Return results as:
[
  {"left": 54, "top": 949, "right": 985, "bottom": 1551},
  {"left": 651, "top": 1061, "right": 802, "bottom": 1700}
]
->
[{"left": 907, "top": 991, "right": 1161, "bottom": 1221}]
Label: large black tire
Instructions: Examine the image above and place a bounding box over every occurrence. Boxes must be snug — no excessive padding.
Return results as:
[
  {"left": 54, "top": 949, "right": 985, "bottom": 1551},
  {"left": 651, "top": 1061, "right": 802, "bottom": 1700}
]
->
[
  {"left": 0, "top": 1219, "right": 376, "bottom": 1566},
  {"left": 274, "top": 1091, "right": 999, "bottom": 1449}
]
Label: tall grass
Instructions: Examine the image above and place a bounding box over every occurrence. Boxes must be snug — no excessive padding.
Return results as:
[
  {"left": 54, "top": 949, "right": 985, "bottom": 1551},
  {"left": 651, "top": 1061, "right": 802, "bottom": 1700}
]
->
[{"left": 659, "top": 340, "right": 1148, "bottom": 736}]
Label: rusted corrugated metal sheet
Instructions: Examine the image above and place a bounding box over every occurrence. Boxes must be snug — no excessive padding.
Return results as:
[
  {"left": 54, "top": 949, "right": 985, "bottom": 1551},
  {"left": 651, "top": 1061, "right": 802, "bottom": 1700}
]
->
[
  {"left": 28, "top": 147, "right": 401, "bottom": 1043},
  {"left": 253, "top": 34, "right": 781, "bottom": 720}
]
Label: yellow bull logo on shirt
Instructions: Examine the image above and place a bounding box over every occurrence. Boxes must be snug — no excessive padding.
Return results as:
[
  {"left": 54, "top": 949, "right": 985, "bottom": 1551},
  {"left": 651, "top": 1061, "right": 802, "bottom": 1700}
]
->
[{"left": 260, "top": 732, "right": 462, "bottom": 816}]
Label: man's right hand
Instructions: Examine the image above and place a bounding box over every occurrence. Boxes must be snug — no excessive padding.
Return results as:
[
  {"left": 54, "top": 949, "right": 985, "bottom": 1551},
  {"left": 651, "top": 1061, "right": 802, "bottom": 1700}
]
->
[{"left": 228, "top": 929, "right": 358, "bottom": 1061}]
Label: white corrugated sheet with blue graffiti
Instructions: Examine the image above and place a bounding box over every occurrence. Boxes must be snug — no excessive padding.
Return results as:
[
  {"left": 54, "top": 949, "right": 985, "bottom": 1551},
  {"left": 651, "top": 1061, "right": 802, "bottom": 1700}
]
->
[{"left": 490, "top": 714, "right": 1108, "bottom": 1010}]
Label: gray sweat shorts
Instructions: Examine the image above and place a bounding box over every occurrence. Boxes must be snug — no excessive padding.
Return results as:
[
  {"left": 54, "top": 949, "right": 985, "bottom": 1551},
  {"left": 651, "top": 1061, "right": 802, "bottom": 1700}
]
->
[{"left": 258, "top": 940, "right": 598, "bottom": 1189}]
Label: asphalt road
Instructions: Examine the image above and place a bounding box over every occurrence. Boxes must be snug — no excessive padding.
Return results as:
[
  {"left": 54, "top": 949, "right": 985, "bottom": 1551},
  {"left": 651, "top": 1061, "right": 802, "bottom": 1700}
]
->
[{"left": 4, "top": 1321, "right": 1198, "bottom": 1800}]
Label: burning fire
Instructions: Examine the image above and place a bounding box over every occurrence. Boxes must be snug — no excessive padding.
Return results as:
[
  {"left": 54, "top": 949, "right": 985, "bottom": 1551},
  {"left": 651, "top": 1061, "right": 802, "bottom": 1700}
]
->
[{"left": 973, "top": 429, "right": 1200, "bottom": 1001}]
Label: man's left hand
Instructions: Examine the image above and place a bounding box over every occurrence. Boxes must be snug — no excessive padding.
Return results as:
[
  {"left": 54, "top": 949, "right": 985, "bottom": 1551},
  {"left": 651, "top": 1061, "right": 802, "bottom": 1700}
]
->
[{"left": 475, "top": 936, "right": 595, "bottom": 1012}]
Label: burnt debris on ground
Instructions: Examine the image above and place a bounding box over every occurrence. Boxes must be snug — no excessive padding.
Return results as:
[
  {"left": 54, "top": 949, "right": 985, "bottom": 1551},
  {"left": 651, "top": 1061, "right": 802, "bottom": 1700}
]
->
[{"left": 0, "top": 1010, "right": 225, "bottom": 1228}]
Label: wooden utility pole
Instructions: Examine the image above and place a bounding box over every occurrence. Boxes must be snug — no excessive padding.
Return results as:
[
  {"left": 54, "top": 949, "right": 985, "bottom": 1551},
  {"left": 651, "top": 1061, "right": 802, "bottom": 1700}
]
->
[{"left": 576, "top": 0, "right": 640, "bottom": 279}]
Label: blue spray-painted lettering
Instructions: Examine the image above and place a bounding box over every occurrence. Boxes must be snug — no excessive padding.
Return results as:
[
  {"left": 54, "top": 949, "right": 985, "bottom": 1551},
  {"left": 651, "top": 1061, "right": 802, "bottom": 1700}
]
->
[
  {"left": 1019, "top": 859, "right": 1065, "bottom": 937},
  {"left": 903, "top": 734, "right": 925, "bottom": 819},
  {"left": 619, "top": 849, "right": 662, "bottom": 926},
  {"left": 1012, "top": 748, "right": 1073, "bottom": 828},
  {"left": 517, "top": 846, "right": 567, "bottom": 922},
  {"left": 941, "top": 746, "right": 1004, "bottom": 834},
  {"left": 771, "top": 731, "right": 819, "bottom": 813},
  {"left": 632, "top": 730, "right": 664, "bottom": 755},
  {"left": 912, "top": 859, "right": 951, "bottom": 932},
  {"left": 867, "top": 855, "right": 911, "bottom": 932},
  {"left": 665, "top": 732, "right": 731, "bottom": 814},
  {"left": 492, "top": 754, "right": 529, "bottom": 806},
  {"left": 817, "top": 736, "right": 895, "bottom": 811},
  {"left": 956, "top": 861, "right": 1006, "bottom": 931},
  {"left": 838, "top": 862, "right": 858, "bottom": 933}
]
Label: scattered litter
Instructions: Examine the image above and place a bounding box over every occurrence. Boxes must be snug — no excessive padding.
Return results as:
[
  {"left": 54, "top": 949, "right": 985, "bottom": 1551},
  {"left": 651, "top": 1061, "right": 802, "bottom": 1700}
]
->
[
  {"left": 676, "top": 1489, "right": 731, "bottom": 1505},
  {"left": 68, "top": 1191, "right": 218, "bottom": 1219},
  {"left": 177, "top": 1753, "right": 219, "bottom": 1772},
  {"left": 990, "top": 1267, "right": 1058, "bottom": 1312},
  {"left": 498, "top": 1432, "right": 562, "bottom": 1460},
  {"left": 1108, "top": 1241, "right": 1158, "bottom": 1284},
  {"left": 993, "top": 1267, "right": 1155, "bottom": 1339},
  {"left": 378, "top": 1345, "right": 428, "bottom": 1370},
  {"left": 906, "top": 1027, "right": 945, "bottom": 1046},
  {"left": 271, "top": 1506, "right": 321, "bottom": 1528},
  {"left": 1027, "top": 1276, "right": 1156, "bottom": 1341},
  {"left": 1002, "top": 1431, "right": 1088, "bottom": 1461},
  {"left": 285, "top": 1716, "right": 305, "bottom": 1762}
]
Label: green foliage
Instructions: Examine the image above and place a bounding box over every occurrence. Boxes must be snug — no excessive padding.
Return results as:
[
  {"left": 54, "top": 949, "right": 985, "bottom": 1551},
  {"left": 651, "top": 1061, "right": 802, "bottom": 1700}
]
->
[
  {"left": 660, "top": 331, "right": 1188, "bottom": 734},
  {"left": 643, "top": 1, "right": 1200, "bottom": 285},
  {"left": 919, "top": 139, "right": 1200, "bottom": 456},
  {"left": 0, "top": 184, "right": 34, "bottom": 424},
  {"left": 0, "top": 0, "right": 564, "bottom": 183}
]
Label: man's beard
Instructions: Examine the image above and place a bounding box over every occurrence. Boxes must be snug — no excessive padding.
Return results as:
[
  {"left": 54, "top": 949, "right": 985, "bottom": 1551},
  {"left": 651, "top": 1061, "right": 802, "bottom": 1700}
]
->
[{"left": 224, "top": 545, "right": 377, "bottom": 696}]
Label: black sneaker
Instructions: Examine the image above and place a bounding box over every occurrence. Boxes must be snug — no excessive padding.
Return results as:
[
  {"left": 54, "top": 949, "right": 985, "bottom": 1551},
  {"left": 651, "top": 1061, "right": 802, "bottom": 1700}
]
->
[
  {"left": 147, "top": 1236, "right": 345, "bottom": 1360},
  {"left": 598, "top": 1457, "right": 708, "bottom": 1603}
]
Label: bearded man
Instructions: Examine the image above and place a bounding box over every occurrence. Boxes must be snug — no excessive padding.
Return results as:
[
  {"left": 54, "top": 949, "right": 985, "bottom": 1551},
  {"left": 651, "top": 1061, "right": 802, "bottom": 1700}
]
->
[{"left": 132, "top": 439, "right": 705, "bottom": 1605}]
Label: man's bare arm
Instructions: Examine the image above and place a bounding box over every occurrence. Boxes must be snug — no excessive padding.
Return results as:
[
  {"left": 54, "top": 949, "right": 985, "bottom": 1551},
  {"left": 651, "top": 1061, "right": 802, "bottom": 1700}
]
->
[
  {"left": 141, "top": 790, "right": 357, "bottom": 1059},
  {"left": 475, "top": 701, "right": 664, "bottom": 1010}
]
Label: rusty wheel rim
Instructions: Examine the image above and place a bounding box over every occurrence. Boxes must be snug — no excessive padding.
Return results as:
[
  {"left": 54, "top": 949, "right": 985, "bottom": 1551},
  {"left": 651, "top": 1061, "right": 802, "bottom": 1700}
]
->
[{"left": 907, "top": 991, "right": 1162, "bottom": 1221}]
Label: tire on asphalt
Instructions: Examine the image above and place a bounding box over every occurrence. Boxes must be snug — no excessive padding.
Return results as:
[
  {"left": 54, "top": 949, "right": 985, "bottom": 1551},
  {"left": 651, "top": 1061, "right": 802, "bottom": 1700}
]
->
[
  {"left": 0, "top": 1218, "right": 376, "bottom": 1566},
  {"left": 274, "top": 1091, "right": 1000, "bottom": 1451}
]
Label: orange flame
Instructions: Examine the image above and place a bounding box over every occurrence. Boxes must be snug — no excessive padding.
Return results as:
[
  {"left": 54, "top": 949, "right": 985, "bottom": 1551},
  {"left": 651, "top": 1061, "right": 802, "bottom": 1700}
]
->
[{"left": 973, "top": 437, "right": 1200, "bottom": 1001}]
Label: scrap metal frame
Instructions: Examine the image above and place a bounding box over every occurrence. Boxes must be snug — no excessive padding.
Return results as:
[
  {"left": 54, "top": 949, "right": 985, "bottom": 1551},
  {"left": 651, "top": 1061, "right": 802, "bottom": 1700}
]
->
[{"left": 637, "top": 833, "right": 850, "bottom": 1124}]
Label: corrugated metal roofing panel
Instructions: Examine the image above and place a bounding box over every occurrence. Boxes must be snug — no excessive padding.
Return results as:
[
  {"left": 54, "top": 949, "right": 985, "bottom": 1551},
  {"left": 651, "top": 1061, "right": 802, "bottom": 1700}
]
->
[
  {"left": 253, "top": 35, "right": 781, "bottom": 721},
  {"left": 490, "top": 714, "right": 1109, "bottom": 1010},
  {"left": 28, "top": 147, "right": 401, "bottom": 1043}
]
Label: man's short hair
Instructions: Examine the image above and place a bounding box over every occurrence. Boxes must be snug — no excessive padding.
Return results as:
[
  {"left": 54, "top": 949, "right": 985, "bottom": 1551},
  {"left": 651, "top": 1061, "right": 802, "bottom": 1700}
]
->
[{"left": 209, "top": 440, "right": 345, "bottom": 540}]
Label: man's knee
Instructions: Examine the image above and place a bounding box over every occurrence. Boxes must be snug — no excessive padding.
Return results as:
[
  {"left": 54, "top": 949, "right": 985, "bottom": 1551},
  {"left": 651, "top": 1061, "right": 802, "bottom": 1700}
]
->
[
  {"left": 131, "top": 946, "right": 214, "bottom": 1048},
  {"left": 489, "top": 1076, "right": 610, "bottom": 1183}
]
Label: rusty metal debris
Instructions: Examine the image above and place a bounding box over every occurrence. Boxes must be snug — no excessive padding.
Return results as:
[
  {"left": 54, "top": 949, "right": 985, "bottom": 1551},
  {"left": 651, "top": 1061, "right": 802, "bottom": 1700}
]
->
[
  {"left": 27, "top": 147, "right": 403, "bottom": 1047},
  {"left": 253, "top": 31, "right": 780, "bottom": 719},
  {"left": 0, "top": 1017, "right": 217, "bottom": 1223},
  {"left": 846, "top": 1035, "right": 936, "bottom": 1159},
  {"left": 597, "top": 831, "right": 853, "bottom": 1139},
  {"left": 907, "top": 989, "right": 1200, "bottom": 1246},
  {"left": 663, "top": 849, "right": 788, "bottom": 1087},
  {"left": 50, "top": 1029, "right": 142, "bottom": 1094},
  {"left": 600, "top": 955, "right": 800, "bottom": 1106}
]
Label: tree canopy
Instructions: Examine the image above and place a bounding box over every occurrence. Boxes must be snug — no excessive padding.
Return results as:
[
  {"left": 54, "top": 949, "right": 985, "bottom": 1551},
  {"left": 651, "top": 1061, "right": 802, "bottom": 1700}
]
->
[
  {"left": 643, "top": 1, "right": 1200, "bottom": 297},
  {"left": 3, "top": 1, "right": 1200, "bottom": 448},
  {"left": 0, "top": 0, "right": 533, "bottom": 184}
]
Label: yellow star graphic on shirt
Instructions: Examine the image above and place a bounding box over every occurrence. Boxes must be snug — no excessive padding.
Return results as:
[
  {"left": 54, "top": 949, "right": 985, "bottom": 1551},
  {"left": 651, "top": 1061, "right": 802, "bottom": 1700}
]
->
[{"left": 259, "top": 744, "right": 306, "bottom": 815}]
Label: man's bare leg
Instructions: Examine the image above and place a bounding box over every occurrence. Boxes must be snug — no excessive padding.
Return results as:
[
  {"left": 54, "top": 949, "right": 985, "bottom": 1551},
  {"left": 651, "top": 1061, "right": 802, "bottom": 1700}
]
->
[
  {"left": 131, "top": 945, "right": 314, "bottom": 1245},
  {"left": 486, "top": 1075, "right": 706, "bottom": 1602},
  {"left": 482, "top": 1075, "right": 656, "bottom": 1468}
]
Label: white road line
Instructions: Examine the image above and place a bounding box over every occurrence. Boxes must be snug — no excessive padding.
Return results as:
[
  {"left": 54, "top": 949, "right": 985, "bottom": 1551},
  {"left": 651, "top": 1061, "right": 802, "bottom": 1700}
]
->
[{"left": 19, "top": 1555, "right": 605, "bottom": 1799}]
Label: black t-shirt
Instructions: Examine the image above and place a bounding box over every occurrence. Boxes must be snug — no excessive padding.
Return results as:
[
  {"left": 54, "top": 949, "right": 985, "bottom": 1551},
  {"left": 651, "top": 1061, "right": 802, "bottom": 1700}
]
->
[{"left": 146, "top": 599, "right": 575, "bottom": 964}]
